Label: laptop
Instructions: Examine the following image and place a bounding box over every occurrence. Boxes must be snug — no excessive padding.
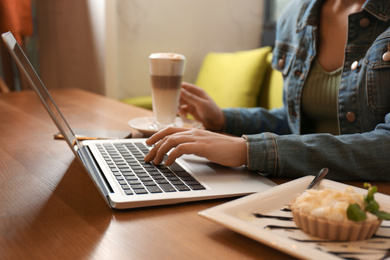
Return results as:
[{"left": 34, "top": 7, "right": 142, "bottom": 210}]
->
[{"left": 2, "top": 31, "right": 276, "bottom": 209}]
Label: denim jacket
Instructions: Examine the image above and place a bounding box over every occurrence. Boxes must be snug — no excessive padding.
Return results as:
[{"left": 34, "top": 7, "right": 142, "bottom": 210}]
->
[{"left": 223, "top": 0, "right": 390, "bottom": 181}]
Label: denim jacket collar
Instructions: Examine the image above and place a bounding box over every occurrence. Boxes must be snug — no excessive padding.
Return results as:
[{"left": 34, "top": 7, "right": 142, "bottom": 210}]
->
[
  {"left": 296, "top": 0, "right": 390, "bottom": 32},
  {"left": 296, "top": 0, "right": 322, "bottom": 32},
  {"left": 363, "top": 0, "right": 390, "bottom": 22}
]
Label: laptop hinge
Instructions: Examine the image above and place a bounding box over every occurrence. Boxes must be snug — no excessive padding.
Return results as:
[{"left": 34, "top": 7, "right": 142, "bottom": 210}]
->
[{"left": 77, "top": 146, "right": 114, "bottom": 203}]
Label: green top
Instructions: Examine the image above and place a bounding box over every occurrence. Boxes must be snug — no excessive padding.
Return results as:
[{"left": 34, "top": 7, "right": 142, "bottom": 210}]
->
[{"left": 301, "top": 60, "right": 342, "bottom": 135}]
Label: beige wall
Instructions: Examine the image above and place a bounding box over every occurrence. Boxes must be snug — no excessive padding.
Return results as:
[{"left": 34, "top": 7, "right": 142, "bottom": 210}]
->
[
  {"left": 36, "top": 0, "right": 265, "bottom": 99},
  {"left": 36, "top": 0, "right": 105, "bottom": 95}
]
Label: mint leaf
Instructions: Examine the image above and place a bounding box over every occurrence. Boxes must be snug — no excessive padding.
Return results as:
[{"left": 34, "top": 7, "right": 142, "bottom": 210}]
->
[
  {"left": 346, "top": 183, "right": 390, "bottom": 221},
  {"left": 364, "top": 183, "right": 377, "bottom": 203},
  {"left": 371, "top": 210, "right": 390, "bottom": 220},
  {"left": 347, "top": 203, "right": 367, "bottom": 222},
  {"left": 365, "top": 200, "right": 380, "bottom": 212}
]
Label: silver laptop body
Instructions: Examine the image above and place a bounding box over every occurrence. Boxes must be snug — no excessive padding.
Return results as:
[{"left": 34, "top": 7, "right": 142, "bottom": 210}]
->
[{"left": 2, "top": 31, "right": 275, "bottom": 209}]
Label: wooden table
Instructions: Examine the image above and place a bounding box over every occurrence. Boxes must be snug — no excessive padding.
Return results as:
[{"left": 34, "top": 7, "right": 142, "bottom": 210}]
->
[{"left": 1, "top": 89, "right": 388, "bottom": 260}]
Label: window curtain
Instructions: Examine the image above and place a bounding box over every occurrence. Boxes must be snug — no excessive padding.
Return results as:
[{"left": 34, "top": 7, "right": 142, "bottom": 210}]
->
[
  {"left": 0, "top": 0, "right": 33, "bottom": 44},
  {"left": 0, "top": 0, "right": 33, "bottom": 92}
]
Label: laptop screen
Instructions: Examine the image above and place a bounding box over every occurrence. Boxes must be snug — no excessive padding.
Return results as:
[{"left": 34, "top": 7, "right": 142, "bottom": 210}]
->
[{"left": 2, "top": 31, "right": 83, "bottom": 154}]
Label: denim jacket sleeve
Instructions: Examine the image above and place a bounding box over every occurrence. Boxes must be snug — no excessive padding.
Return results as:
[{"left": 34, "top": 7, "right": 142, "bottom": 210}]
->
[
  {"left": 224, "top": 0, "right": 390, "bottom": 182},
  {"left": 223, "top": 107, "right": 291, "bottom": 136},
  {"left": 244, "top": 120, "right": 390, "bottom": 181}
]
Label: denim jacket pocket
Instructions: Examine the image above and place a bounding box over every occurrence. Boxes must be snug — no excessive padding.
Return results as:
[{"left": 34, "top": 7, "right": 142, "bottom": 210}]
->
[
  {"left": 364, "top": 33, "right": 390, "bottom": 114},
  {"left": 271, "top": 44, "right": 295, "bottom": 76}
]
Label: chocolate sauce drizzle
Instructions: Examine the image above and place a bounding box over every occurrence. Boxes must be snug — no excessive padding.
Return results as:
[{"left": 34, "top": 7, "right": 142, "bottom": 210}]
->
[
  {"left": 265, "top": 225, "right": 299, "bottom": 230},
  {"left": 252, "top": 208, "right": 390, "bottom": 260},
  {"left": 252, "top": 213, "right": 293, "bottom": 221}
]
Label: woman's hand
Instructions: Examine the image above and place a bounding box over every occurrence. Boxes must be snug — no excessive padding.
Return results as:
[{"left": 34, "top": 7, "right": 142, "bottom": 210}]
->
[
  {"left": 178, "top": 82, "right": 225, "bottom": 132},
  {"left": 144, "top": 127, "right": 247, "bottom": 168}
]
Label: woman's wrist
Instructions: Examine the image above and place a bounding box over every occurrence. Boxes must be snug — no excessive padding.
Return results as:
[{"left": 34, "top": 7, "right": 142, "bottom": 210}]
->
[{"left": 241, "top": 135, "right": 250, "bottom": 167}]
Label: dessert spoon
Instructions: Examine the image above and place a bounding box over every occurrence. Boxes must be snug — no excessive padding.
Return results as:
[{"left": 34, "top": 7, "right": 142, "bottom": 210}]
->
[{"left": 306, "top": 168, "right": 329, "bottom": 190}]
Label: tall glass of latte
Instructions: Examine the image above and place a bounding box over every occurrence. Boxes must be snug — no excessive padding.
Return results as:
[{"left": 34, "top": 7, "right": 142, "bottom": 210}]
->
[{"left": 149, "top": 53, "right": 186, "bottom": 128}]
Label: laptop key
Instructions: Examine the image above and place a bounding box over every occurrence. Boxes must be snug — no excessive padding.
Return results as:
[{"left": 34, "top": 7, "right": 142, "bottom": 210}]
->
[
  {"left": 140, "top": 176, "right": 154, "bottom": 183},
  {"left": 175, "top": 185, "right": 191, "bottom": 191},
  {"left": 150, "top": 173, "right": 164, "bottom": 178},
  {"left": 185, "top": 180, "right": 201, "bottom": 186},
  {"left": 180, "top": 176, "right": 197, "bottom": 182},
  {"left": 121, "top": 184, "right": 131, "bottom": 190},
  {"left": 168, "top": 162, "right": 185, "bottom": 172},
  {"left": 146, "top": 185, "right": 162, "bottom": 193},
  {"left": 133, "top": 188, "right": 148, "bottom": 194},
  {"left": 175, "top": 171, "right": 192, "bottom": 178},
  {"left": 167, "top": 176, "right": 180, "bottom": 181},
  {"left": 124, "top": 190, "right": 133, "bottom": 195},
  {"left": 113, "top": 171, "right": 122, "bottom": 177},
  {"left": 127, "top": 180, "right": 141, "bottom": 185},
  {"left": 159, "top": 183, "right": 176, "bottom": 192},
  {"left": 125, "top": 176, "right": 138, "bottom": 182},
  {"left": 170, "top": 180, "right": 185, "bottom": 186},
  {"left": 115, "top": 176, "right": 124, "bottom": 181},
  {"left": 188, "top": 185, "right": 206, "bottom": 190},
  {"left": 155, "top": 179, "right": 169, "bottom": 184}
]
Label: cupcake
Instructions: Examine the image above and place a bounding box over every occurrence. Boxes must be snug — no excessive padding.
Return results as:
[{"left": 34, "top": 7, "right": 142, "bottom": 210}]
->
[{"left": 290, "top": 184, "right": 389, "bottom": 241}]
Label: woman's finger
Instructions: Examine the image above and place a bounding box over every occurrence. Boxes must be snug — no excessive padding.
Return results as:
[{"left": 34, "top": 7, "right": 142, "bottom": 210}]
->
[
  {"left": 180, "top": 87, "right": 206, "bottom": 108},
  {"left": 164, "top": 142, "right": 201, "bottom": 165},
  {"left": 152, "top": 134, "right": 197, "bottom": 164},
  {"left": 145, "top": 130, "right": 197, "bottom": 164},
  {"left": 145, "top": 127, "right": 189, "bottom": 145}
]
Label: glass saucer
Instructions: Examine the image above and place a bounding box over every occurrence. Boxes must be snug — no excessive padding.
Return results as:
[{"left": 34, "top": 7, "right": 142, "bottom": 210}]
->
[{"left": 128, "top": 116, "right": 202, "bottom": 136}]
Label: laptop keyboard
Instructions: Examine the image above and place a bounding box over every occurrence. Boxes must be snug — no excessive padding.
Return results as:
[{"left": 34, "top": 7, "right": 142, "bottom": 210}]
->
[{"left": 96, "top": 142, "right": 206, "bottom": 195}]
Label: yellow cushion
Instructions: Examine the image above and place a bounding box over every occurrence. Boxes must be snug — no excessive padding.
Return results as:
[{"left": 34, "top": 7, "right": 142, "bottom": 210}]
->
[
  {"left": 121, "top": 95, "right": 153, "bottom": 110},
  {"left": 195, "top": 47, "right": 272, "bottom": 108},
  {"left": 258, "top": 53, "right": 284, "bottom": 110}
]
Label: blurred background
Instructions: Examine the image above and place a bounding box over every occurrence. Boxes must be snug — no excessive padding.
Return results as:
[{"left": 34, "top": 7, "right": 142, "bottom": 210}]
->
[{"left": 0, "top": 0, "right": 288, "bottom": 100}]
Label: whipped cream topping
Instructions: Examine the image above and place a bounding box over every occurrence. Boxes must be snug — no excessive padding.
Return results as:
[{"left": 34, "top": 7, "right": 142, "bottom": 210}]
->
[
  {"left": 149, "top": 53, "right": 186, "bottom": 76},
  {"left": 291, "top": 188, "right": 378, "bottom": 223},
  {"left": 149, "top": 53, "right": 185, "bottom": 60}
]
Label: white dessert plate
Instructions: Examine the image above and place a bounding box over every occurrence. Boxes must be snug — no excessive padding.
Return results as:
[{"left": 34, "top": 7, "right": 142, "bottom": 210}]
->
[
  {"left": 128, "top": 116, "right": 202, "bottom": 136},
  {"left": 199, "top": 176, "right": 390, "bottom": 260}
]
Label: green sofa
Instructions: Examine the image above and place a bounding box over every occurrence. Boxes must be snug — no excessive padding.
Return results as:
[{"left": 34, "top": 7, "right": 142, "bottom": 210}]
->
[{"left": 121, "top": 46, "right": 283, "bottom": 111}]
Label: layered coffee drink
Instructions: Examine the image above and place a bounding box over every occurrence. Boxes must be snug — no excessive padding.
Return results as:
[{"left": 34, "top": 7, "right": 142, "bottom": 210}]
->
[{"left": 149, "top": 53, "right": 186, "bottom": 127}]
